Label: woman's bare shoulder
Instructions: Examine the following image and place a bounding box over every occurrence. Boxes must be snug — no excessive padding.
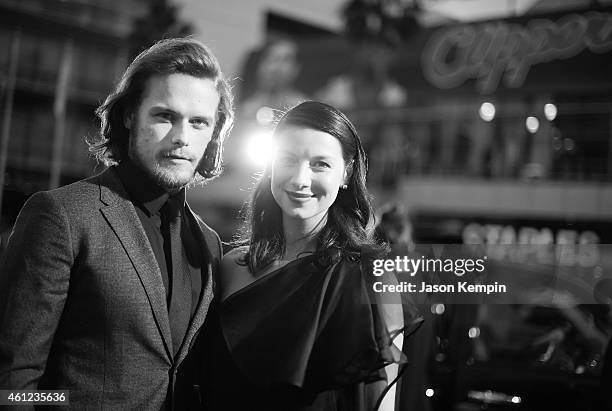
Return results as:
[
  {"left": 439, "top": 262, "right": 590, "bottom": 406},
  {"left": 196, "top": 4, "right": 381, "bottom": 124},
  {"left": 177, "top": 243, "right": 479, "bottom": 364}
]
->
[{"left": 220, "top": 246, "right": 252, "bottom": 300}]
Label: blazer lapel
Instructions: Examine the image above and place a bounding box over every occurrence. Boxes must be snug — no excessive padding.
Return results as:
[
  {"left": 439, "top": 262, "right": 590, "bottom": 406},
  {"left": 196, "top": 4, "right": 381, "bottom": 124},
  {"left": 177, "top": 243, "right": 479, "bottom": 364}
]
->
[
  {"left": 175, "top": 206, "right": 216, "bottom": 366},
  {"left": 97, "top": 169, "right": 173, "bottom": 360}
]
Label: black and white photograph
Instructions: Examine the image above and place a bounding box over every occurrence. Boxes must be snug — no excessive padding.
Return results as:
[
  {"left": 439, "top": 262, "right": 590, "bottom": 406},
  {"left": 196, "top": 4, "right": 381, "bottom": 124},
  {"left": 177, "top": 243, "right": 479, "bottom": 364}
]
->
[{"left": 0, "top": 0, "right": 611, "bottom": 410}]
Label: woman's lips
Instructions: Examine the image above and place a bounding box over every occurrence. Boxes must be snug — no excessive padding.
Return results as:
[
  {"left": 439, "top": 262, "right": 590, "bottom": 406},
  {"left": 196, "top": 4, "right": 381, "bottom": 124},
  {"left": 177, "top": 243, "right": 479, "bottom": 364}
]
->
[{"left": 285, "top": 190, "right": 314, "bottom": 201}]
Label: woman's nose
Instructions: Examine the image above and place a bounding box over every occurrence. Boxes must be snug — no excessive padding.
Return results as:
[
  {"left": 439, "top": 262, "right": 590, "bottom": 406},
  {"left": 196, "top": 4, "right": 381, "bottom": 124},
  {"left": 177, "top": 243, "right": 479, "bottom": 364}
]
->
[{"left": 289, "top": 163, "right": 311, "bottom": 189}]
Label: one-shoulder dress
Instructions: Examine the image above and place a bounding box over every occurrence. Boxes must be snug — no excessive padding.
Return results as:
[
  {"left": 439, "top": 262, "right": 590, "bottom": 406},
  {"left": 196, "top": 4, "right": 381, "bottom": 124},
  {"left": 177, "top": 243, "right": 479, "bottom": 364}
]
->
[{"left": 198, "top": 252, "right": 423, "bottom": 411}]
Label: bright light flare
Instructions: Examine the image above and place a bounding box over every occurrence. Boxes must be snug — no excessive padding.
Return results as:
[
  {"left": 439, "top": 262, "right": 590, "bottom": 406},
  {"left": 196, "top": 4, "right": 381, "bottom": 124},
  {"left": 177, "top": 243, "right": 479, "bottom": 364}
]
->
[
  {"left": 425, "top": 388, "right": 435, "bottom": 397},
  {"left": 243, "top": 130, "right": 275, "bottom": 168}
]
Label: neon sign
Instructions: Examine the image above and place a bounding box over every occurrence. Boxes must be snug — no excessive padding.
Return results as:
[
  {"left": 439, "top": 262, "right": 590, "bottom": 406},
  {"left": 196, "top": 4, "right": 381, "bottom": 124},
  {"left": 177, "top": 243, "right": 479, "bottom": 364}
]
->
[{"left": 421, "top": 11, "right": 612, "bottom": 93}]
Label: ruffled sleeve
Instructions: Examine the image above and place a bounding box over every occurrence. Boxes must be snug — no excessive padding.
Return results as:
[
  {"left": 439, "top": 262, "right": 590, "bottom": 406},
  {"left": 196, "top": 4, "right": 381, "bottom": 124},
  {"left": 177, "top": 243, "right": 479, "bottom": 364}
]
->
[{"left": 219, "top": 253, "right": 423, "bottom": 397}]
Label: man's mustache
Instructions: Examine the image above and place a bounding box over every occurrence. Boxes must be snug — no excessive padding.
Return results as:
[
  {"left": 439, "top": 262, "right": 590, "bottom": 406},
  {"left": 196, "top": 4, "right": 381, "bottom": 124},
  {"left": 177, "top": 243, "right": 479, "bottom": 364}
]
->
[{"left": 158, "top": 151, "right": 196, "bottom": 162}]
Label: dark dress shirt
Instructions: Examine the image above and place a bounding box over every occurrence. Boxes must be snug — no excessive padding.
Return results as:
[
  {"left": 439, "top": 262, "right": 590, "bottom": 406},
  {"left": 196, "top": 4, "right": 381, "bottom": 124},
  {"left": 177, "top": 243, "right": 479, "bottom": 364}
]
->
[{"left": 116, "top": 160, "right": 203, "bottom": 335}]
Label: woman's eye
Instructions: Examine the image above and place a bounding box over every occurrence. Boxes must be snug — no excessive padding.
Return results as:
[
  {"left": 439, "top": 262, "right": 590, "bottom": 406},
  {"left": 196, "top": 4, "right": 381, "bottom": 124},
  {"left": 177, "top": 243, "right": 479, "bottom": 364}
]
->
[
  {"left": 277, "top": 156, "right": 295, "bottom": 165},
  {"left": 313, "top": 161, "right": 331, "bottom": 169}
]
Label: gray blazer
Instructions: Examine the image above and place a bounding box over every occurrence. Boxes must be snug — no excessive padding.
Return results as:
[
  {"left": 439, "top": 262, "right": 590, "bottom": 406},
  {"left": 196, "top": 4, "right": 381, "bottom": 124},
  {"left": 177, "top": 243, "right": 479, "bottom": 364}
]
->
[{"left": 0, "top": 167, "right": 221, "bottom": 410}]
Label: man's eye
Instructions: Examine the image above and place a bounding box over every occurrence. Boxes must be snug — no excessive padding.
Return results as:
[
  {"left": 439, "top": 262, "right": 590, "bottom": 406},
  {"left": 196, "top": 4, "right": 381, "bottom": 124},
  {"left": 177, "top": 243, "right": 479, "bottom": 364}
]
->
[
  {"left": 155, "top": 112, "right": 173, "bottom": 121},
  {"left": 192, "top": 119, "right": 210, "bottom": 128}
]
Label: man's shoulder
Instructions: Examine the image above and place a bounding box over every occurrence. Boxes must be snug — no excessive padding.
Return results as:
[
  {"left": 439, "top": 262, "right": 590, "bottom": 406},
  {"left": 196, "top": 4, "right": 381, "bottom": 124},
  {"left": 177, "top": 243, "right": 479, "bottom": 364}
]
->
[
  {"left": 187, "top": 207, "right": 219, "bottom": 237},
  {"left": 50, "top": 174, "right": 101, "bottom": 196},
  {"left": 29, "top": 168, "right": 115, "bottom": 210},
  {"left": 186, "top": 207, "right": 223, "bottom": 254}
]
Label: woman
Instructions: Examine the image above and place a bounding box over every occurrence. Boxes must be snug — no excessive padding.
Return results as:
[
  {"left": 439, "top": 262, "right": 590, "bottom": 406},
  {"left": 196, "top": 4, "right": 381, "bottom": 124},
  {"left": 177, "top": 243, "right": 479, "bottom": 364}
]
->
[{"left": 200, "top": 101, "right": 422, "bottom": 411}]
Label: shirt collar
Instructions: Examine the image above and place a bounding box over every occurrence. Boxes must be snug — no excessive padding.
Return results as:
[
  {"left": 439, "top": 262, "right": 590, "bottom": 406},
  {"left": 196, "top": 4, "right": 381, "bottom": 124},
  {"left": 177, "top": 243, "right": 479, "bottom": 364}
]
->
[{"left": 116, "top": 160, "right": 186, "bottom": 216}]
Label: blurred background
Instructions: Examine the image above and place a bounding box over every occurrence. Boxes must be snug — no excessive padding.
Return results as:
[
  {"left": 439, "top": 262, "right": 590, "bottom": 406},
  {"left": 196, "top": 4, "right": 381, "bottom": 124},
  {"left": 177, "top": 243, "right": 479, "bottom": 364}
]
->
[{"left": 1, "top": 0, "right": 611, "bottom": 409}]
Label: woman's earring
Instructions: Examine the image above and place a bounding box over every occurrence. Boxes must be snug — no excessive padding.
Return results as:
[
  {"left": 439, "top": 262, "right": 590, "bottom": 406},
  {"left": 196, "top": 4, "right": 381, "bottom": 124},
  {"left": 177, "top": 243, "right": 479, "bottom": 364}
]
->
[{"left": 341, "top": 184, "right": 348, "bottom": 190}]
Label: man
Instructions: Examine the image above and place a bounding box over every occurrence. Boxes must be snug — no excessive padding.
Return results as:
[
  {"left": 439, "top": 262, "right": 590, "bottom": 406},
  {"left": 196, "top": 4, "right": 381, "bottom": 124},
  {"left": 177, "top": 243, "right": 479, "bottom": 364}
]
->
[{"left": 0, "top": 38, "right": 233, "bottom": 409}]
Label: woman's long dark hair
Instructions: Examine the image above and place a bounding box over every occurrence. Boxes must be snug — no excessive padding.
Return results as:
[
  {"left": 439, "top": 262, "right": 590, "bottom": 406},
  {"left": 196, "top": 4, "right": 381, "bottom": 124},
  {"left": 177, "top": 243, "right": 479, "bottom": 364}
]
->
[{"left": 237, "top": 101, "right": 386, "bottom": 274}]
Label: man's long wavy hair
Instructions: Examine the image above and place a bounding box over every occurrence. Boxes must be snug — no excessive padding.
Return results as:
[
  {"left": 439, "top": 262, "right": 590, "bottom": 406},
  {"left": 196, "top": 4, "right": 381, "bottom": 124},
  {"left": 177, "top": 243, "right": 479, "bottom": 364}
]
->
[
  {"left": 89, "top": 38, "right": 234, "bottom": 179},
  {"left": 238, "top": 101, "right": 386, "bottom": 274}
]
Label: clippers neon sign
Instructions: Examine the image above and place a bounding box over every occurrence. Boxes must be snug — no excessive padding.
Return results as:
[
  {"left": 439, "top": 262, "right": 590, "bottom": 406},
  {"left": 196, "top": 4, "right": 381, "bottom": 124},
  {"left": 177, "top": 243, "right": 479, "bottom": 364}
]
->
[{"left": 421, "top": 11, "right": 612, "bottom": 93}]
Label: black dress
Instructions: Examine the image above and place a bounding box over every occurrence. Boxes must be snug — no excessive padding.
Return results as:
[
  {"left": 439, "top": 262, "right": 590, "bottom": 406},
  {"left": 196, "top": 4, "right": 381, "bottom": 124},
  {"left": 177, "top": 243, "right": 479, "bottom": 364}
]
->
[{"left": 199, "top": 252, "right": 423, "bottom": 411}]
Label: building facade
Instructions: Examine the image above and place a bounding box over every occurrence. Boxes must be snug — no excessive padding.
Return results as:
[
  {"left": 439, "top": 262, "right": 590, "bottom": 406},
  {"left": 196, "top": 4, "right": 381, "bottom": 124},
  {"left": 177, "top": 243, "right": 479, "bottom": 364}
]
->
[{"left": 0, "top": 0, "right": 146, "bottom": 242}]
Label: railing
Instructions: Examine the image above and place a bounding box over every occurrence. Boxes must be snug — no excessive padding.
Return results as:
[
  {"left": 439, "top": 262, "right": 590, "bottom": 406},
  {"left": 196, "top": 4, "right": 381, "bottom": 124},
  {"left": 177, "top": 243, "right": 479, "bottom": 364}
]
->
[{"left": 345, "top": 102, "right": 612, "bottom": 187}]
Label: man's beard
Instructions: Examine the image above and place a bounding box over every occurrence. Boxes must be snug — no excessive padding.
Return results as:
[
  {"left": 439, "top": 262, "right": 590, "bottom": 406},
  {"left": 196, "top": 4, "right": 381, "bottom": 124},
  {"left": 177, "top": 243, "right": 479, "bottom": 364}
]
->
[
  {"left": 149, "top": 160, "right": 195, "bottom": 191},
  {"left": 128, "top": 144, "right": 199, "bottom": 192}
]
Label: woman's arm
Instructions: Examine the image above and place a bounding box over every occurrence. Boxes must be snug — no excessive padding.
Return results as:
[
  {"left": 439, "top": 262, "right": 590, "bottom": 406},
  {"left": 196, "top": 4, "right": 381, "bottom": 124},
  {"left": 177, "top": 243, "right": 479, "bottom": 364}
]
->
[{"left": 378, "top": 271, "right": 404, "bottom": 411}]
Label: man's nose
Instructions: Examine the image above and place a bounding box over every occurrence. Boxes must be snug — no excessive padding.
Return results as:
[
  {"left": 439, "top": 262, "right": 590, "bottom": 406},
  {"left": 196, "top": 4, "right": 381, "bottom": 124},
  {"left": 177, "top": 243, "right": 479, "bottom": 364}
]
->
[
  {"left": 290, "top": 163, "right": 311, "bottom": 188},
  {"left": 170, "top": 120, "right": 190, "bottom": 147}
]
